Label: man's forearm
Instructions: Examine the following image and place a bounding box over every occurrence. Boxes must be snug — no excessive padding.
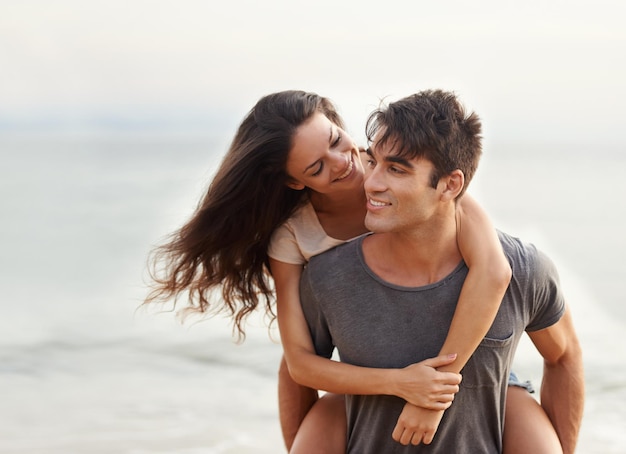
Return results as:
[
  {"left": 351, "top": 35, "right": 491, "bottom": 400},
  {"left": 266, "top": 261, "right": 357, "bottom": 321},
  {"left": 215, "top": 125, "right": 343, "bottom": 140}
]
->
[
  {"left": 540, "top": 346, "right": 585, "bottom": 454},
  {"left": 278, "top": 356, "right": 319, "bottom": 451}
]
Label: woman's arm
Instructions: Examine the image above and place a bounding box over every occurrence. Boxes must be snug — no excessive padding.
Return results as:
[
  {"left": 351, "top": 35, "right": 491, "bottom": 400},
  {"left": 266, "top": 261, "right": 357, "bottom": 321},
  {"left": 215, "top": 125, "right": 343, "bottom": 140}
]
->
[
  {"left": 271, "top": 258, "right": 461, "bottom": 408},
  {"left": 436, "top": 193, "right": 512, "bottom": 373},
  {"left": 389, "top": 195, "right": 512, "bottom": 445}
]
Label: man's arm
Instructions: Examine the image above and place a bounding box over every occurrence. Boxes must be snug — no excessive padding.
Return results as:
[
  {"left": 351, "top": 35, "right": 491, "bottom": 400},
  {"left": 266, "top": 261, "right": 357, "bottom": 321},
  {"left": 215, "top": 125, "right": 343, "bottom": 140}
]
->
[
  {"left": 278, "top": 356, "right": 318, "bottom": 451},
  {"left": 527, "top": 305, "right": 584, "bottom": 454}
]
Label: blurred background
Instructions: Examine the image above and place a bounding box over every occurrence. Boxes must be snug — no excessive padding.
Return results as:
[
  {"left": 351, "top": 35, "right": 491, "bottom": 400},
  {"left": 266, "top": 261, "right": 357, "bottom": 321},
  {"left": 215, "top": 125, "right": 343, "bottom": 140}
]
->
[{"left": 1, "top": 1, "right": 625, "bottom": 452}]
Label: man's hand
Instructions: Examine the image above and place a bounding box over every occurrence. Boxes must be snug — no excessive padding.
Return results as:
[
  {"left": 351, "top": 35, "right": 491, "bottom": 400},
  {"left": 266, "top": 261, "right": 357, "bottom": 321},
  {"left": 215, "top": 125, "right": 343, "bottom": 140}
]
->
[{"left": 392, "top": 403, "right": 445, "bottom": 446}]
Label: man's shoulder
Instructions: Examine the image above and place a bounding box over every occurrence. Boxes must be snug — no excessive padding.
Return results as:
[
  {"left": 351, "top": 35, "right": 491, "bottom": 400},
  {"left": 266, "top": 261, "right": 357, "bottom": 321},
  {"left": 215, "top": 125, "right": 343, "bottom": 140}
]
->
[
  {"left": 497, "top": 230, "right": 541, "bottom": 270},
  {"left": 308, "top": 236, "right": 361, "bottom": 264},
  {"left": 498, "top": 230, "right": 565, "bottom": 330},
  {"left": 498, "top": 230, "right": 563, "bottom": 297},
  {"left": 305, "top": 235, "right": 365, "bottom": 280},
  {"left": 301, "top": 236, "right": 367, "bottom": 302}
]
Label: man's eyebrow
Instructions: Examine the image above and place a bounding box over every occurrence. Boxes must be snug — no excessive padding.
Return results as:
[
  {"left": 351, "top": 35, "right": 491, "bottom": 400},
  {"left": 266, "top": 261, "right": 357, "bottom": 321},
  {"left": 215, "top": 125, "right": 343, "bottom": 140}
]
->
[
  {"left": 385, "top": 155, "right": 414, "bottom": 168},
  {"left": 367, "top": 147, "right": 413, "bottom": 168}
]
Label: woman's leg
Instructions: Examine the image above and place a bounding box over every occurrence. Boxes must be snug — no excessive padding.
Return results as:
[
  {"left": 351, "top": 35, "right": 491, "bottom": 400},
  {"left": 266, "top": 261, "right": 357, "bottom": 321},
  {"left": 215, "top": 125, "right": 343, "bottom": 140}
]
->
[
  {"left": 290, "top": 393, "right": 346, "bottom": 454},
  {"left": 503, "top": 385, "right": 563, "bottom": 454}
]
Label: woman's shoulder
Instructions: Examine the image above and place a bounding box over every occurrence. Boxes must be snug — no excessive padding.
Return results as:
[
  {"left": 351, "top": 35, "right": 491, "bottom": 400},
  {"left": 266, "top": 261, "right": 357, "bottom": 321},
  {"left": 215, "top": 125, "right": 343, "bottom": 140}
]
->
[{"left": 285, "top": 200, "right": 318, "bottom": 226}]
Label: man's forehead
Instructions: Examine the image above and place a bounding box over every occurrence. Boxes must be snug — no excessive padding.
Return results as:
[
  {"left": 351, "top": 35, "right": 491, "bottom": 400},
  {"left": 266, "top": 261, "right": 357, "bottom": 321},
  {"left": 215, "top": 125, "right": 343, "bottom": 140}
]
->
[
  {"left": 369, "top": 132, "right": 399, "bottom": 157},
  {"left": 369, "top": 136, "right": 409, "bottom": 162}
]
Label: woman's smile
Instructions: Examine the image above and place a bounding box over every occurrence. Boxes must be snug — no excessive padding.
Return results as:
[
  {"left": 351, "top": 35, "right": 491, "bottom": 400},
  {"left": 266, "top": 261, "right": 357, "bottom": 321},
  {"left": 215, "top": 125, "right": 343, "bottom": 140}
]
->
[{"left": 334, "top": 155, "right": 354, "bottom": 181}]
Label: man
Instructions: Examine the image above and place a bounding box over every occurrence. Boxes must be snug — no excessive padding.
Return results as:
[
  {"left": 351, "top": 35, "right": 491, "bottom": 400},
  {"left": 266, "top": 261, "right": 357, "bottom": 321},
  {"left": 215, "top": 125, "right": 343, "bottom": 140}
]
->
[{"left": 298, "top": 90, "right": 584, "bottom": 453}]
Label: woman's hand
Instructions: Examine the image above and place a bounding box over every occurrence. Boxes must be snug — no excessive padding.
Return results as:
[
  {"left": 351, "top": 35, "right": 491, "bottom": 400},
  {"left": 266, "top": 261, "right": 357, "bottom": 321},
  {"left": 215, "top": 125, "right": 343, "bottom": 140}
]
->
[
  {"left": 394, "top": 354, "right": 462, "bottom": 410},
  {"left": 392, "top": 403, "right": 445, "bottom": 445}
]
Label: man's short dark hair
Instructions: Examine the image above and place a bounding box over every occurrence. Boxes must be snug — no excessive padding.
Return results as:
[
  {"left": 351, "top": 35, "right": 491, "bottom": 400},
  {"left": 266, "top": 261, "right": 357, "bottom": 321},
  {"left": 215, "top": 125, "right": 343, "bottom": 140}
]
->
[{"left": 365, "top": 89, "right": 482, "bottom": 197}]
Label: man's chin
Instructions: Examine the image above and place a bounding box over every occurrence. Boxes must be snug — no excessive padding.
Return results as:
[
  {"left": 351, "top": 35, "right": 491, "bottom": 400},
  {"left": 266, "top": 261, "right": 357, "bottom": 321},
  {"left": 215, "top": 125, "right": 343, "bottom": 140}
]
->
[{"left": 364, "top": 216, "right": 390, "bottom": 234}]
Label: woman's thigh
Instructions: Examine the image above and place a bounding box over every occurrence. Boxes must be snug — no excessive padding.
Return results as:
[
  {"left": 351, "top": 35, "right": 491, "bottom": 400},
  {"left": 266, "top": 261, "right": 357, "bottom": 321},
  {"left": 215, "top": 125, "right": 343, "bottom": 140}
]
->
[
  {"left": 290, "top": 385, "right": 563, "bottom": 453},
  {"left": 503, "top": 385, "right": 563, "bottom": 454},
  {"left": 290, "top": 393, "right": 346, "bottom": 454}
]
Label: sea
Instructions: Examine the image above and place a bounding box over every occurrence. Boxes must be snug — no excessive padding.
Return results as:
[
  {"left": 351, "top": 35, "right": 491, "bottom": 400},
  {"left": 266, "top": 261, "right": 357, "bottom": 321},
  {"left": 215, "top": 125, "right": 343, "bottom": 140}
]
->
[{"left": 1, "top": 132, "right": 624, "bottom": 453}]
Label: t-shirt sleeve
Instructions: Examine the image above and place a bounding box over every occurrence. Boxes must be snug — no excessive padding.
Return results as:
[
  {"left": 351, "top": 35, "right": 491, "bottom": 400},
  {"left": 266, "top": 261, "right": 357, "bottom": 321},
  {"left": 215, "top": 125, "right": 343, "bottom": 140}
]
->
[
  {"left": 267, "top": 222, "right": 306, "bottom": 265},
  {"left": 525, "top": 246, "right": 566, "bottom": 332},
  {"left": 300, "top": 264, "right": 335, "bottom": 359}
]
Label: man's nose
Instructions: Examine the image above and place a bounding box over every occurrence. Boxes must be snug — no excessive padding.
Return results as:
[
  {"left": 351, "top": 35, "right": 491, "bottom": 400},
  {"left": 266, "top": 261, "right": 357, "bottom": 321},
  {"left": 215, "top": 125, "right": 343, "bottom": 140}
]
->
[{"left": 364, "top": 165, "right": 385, "bottom": 193}]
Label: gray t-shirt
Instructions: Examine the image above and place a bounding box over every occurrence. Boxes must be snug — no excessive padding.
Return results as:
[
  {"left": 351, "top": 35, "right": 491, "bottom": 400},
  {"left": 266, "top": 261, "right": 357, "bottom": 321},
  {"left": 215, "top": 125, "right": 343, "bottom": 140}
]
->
[{"left": 300, "top": 231, "right": 565, "bottom": 453}]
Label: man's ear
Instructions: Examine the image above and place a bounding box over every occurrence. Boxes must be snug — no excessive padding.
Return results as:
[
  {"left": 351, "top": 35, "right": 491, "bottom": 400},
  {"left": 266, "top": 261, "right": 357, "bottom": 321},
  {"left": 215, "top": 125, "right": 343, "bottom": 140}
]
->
[
  {"left": 439, "top": 170, "right": 465, "bottom": 201},
  {"left": 286, "top": 179, "right": 305, "bottom": 190}
]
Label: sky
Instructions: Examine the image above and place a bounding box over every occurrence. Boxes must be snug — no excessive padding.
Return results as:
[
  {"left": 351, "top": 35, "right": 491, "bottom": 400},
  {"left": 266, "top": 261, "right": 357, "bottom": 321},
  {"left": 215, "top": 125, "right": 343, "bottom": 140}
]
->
[{"left": 1, "top": 0, "right": 625, "bottom": 144}]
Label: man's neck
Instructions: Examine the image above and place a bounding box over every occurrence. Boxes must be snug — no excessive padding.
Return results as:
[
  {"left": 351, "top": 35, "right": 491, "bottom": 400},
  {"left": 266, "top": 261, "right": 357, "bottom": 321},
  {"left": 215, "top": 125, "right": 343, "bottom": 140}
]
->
[{"left": 362, "top": 214, "right": 462, "bottom": 287}]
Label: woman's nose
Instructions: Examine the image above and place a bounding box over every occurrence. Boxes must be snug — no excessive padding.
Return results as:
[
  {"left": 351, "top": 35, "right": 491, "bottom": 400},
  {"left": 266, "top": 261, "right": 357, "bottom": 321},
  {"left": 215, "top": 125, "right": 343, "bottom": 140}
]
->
[{"left": 330, "top": 151, "right": 347, "bottom": 170}]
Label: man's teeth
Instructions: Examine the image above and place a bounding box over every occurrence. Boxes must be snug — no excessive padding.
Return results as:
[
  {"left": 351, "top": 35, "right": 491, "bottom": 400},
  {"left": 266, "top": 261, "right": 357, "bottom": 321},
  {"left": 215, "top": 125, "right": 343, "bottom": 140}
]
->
[{"left": 369, "top": 199, "right": 387, "bottom": 207}]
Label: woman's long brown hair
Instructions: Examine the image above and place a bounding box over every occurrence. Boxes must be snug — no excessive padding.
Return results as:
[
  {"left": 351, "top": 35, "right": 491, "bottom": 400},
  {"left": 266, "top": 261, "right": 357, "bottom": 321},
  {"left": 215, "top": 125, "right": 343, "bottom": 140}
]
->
[{"left": 144, "top": 90, "right": 344, "bottom": 339}]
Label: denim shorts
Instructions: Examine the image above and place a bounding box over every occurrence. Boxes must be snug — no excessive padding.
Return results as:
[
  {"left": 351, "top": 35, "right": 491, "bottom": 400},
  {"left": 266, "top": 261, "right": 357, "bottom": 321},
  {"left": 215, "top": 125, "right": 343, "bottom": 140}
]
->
[{"left": 508, "top": 371, "right": 535, "bottom": 393}]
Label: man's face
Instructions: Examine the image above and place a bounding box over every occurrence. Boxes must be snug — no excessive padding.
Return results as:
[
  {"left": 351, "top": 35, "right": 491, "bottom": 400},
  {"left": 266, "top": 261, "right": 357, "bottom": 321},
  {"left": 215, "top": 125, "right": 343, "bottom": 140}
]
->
[{"left": 363, "top": 136, "right": 439, "bottom": 234}]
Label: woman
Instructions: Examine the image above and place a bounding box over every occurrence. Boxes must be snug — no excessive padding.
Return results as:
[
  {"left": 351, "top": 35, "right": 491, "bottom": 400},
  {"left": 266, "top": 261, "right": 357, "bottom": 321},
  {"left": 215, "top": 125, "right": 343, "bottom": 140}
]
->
[{"left": 145, "top": 90, "right": 562, "bottom": 453}]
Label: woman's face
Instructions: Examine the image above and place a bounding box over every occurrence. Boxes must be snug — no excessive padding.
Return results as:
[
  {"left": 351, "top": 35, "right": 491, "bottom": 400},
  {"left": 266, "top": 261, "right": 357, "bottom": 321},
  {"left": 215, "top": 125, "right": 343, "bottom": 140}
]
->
[{"left": 285, "top": 112, "right": 364, "bottom": 195}]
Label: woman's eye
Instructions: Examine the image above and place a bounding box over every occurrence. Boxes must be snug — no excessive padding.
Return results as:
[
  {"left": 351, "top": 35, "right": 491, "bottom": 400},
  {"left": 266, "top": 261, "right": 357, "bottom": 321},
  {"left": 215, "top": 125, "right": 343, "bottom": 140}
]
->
[
  {"left": 332, "top": 132, "right": 342, "bottom": 147},
  {"left": 312, "top": 163, "right": 324, "bottom": 176}
]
